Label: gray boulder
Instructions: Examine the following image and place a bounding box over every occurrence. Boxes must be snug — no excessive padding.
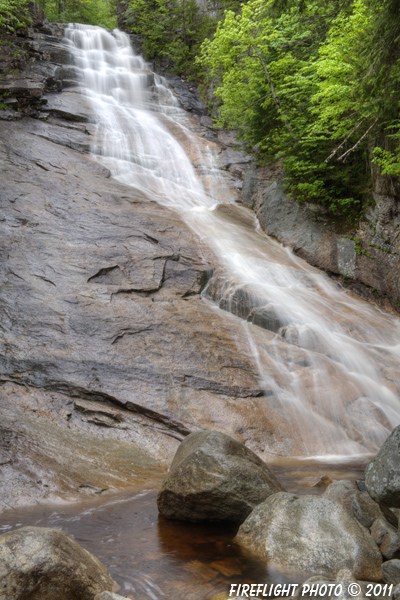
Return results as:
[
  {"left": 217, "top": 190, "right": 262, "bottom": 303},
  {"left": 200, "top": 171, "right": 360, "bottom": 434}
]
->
[
  {"left": 235, "top": 492, "right": 382, "bottom": 580},
  {"left": 351, "top": 491, "right": 386, "bottom": 528},
  {"left": 365, "top": 426, "right": 400, "bottom": 508},
  {"left": 324, "top": 482, "right": 395, "bottom": 531},
  {"left": 157, "top": 430, "right": 285, "bottom": 522},
  {"left": 0, "top": 526, "right": 116, "bottom": 600},
  {"left": 382, "top": 559, "right": 400, "bottom": 584},
  {"left": 370, "top": 519, "right": 400, "bottom": 559}
]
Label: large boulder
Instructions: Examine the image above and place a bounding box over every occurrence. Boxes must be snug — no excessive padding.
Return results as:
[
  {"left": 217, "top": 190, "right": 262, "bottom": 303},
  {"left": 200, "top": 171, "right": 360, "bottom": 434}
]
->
[
  {"left": 157, "top": 430, "right": 285, "bottom": 522},
  {"left": 235, "top": 492, "right": 382, "bottom": 580},
  {"left": 365, "top": 426, "right": 400, "bottom": 508},
  {"left": 0, "top": 526, "right": 116, "bottom": 600}
]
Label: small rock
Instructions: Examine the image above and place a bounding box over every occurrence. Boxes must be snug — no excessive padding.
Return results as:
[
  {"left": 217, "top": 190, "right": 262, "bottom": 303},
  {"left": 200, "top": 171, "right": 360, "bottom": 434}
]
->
[
  {"left": 236, "top": 492, "right": 382, "bottom": 580},
  {"left": 200, "top": 116, "right": 214, "bottom": 128},
  {"left": 0, "top": 109, "right": 22, "bottom": 121},
  {"left": 393, "top": 584, "right": 400, "bottom": 600},
  {"left": 370, "top": 519, "right": 400, "bottom": 559},
  {"left": 382, "top": 559, "right": 400, "bottom": 584},
  {"left": 217, "top": 148, "right": 252, "bottom": 169},
  {"left": 217, "top": 130, "right": 237, "bottom": 147},
  {"left": 229, "top": 163, "right": 247, "bottom": 179},
  {"left": 303, "top": 475, "right": 333, "bottom": 489},
  {"left": 335, "top": 568, "right": 366, "bottom": 600},
  {"left": 351, "top": 491, "right": 384, "bottom": 528},
  {"left": 0, "top": 526, "right": 116, "bottom": 600},
  {"left": 365, "top": 425, "right": 400, "bottom": 508},
  {"left": 323, "top": 479, "right": 358, "bottom": 512},
  {"left": 157, "top": 430, "right": 285, "bottom": 522},
  {"left": 59, "top": 408, "right": 72, "bottom": 422}
]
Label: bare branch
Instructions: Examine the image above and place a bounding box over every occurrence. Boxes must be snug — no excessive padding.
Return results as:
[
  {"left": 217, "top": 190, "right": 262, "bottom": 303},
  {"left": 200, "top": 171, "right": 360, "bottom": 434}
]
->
[
  {"left": 325, "top": 119, "right": 366, "bottom": 163},
  {"left": 338, "top": 118, "right": 379, "bottom": 162},
  {"left": 251, "top": 44, "right": 296, "bottom": 140},
  {"left": 239, "top": 93, "right": 272, "bottom": 115}
]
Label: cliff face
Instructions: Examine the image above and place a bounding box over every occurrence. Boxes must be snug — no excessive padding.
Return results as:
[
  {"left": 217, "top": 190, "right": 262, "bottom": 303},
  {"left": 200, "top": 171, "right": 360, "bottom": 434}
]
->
[{"left": 241, "top": 162, "right": 400, "bottom": 310}]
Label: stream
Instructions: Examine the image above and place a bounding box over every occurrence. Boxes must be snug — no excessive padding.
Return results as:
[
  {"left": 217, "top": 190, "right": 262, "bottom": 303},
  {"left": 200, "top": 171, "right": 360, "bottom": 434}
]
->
[{"left": 2, "top": 461, "right": 366, "bottom": 599}]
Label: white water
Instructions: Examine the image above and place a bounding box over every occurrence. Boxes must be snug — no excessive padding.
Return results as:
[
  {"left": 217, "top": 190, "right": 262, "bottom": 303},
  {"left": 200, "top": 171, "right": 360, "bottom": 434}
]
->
[{"left": 64, "top": 24, "right": 400, "bottom": 459}]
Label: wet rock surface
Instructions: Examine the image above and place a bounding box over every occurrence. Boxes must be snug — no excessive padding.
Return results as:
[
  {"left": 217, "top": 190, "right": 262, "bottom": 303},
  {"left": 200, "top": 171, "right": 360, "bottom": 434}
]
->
[
  {"left": 236, "top": 492, "right": 383, "bottom": 580},
  {"left": 245, "top": 165, "right": 400, "bottom": 307},
  {"left": 164, "top": 73, "right": 206, "bottom": 115},
  {"left": 0, "top": 526, "right": 116, "bottom": 600},
  {"left": 157, "top": 430, "right": 285, "bottom": 522},
  {"left": 0, "top": 41, "right": 291, "bottom": 510},
  {"left": 365, "top": 425, "right": 400, "bottom": 508}
]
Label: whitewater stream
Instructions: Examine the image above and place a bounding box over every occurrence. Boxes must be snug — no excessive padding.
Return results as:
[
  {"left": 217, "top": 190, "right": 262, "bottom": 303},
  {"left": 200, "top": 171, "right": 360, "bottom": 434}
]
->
[
  {"left": 4, "top": 23, "right": 400, "bottom": 600},
  {"left": 62, "top": 24, "right": 400, "bottom": 459}
]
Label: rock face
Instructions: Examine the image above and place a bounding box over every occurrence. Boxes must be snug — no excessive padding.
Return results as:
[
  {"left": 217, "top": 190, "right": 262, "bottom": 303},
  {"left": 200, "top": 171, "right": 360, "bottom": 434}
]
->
[
  {"left": 236, "top": 492, "right": 382, "bottom": 580},
  {"left": 244, "top": 165, "right": 400, "bottom": 306},
  {"left": 365, "top": 425, "right": 400, "bottom": 507},
  {"left": 0, "top": 33, "right": 301, "bottom": 511},
  {"left": 0, "top": 526, "right": 116, "bottom": 600},
  {"left": 157, "top": 430, "right": 285, "bottom": 522}
]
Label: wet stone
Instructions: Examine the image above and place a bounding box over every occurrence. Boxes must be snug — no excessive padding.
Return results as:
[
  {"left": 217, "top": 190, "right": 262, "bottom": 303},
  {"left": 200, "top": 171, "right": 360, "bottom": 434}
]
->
[
  {"left": 382, "top": 559, "right": 400, "bottom": 584},
  {"left": 370, "top": 519, "right": 400, "bottom": 559},
  {"left": 157, "top": 430, "right": 285, "bottom": 522},
  {"left": 0, "top": 526, "right": 116, "bottom": 600}
]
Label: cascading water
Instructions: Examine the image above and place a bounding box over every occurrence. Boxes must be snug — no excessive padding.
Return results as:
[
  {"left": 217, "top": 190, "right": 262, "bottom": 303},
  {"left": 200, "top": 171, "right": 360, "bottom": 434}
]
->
[{"left": 64, "top": 23, "right": 400, "bottom": 459}]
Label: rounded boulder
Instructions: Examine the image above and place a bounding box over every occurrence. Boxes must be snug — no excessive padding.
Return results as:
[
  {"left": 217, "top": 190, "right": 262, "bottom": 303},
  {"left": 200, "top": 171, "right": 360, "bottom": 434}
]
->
[
  {"left": 0, "top": 526, "right": 116, "bottom": 600},
  {"left": 157, "top": 430, "right": 285, "bottom": 522},
  {"left": 365, "top": 425, "right": 400, "bottom": 508},
  {"left": 235, "top": 492, "right": 382, "bottom": 580}
]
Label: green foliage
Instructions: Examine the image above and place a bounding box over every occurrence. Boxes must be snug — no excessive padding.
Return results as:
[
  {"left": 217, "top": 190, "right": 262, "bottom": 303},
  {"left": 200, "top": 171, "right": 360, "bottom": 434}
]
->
[
  {"left": 49, "top": 0, "right": 116, "bottom": 28},
  {"left": 0, "top": 0, "right": 117, "bottom": 31},
  {"left": 36, "top": 0, "right": 117, "bottom": 28},
  {"left": 125, "top": 0, "right": 215, "bottom": 75},
  {"left": 343, "top": 235, "right": 374, "bottom": 258},
  {"left": 199, "top": 0, "right": 400, "bottom": 217},
  {"left": 0, "top": 0, "right": 31, "bottom": 32}
]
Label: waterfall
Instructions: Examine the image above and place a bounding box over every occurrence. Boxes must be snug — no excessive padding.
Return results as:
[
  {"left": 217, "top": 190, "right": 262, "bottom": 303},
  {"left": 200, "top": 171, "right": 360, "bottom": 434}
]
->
[{"left": 64, "top": 23, "right": 400, "bottom": 459}]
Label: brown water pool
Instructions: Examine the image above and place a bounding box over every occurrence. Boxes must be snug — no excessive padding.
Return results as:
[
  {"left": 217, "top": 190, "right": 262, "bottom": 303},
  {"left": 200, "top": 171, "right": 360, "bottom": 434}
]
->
[{"left": 0, "top": 459, "right": 368, "bottom": 600}]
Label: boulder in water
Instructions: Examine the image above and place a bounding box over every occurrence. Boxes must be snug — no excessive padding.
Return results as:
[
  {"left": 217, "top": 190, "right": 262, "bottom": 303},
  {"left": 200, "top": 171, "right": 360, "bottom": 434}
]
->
[
  {"left": 157, "top": 430, "right": 285, "bottom": 522},
  {"left": 365, "top": 425, "right": 400, "bottom": 508},
  {"left": 235, "top": 492, "right": 382, "bottom": 580},
  {"left": 0, "top": 526, "right": 116, "bottom": 600}
]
